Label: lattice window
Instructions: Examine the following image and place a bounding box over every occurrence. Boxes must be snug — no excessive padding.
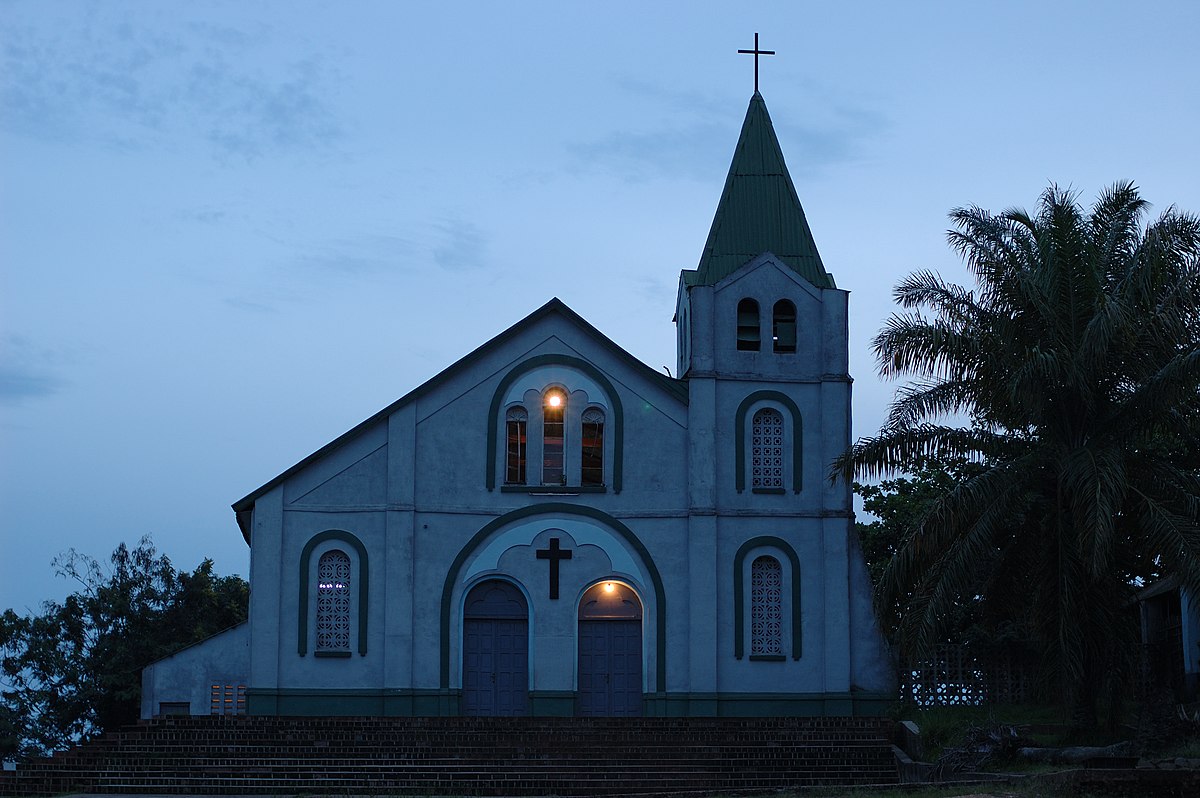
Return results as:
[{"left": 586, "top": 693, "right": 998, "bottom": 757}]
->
[
  {"left": 505, "top": 406, "right": 528, "bottom": 484},
  {"left": 751, "top": 408, "right": 785, "bottom": 489},
  {"left": 316, "top": 550, "right": 352, "bottom": 652},
  {"left": 751, "top": 556, "right": 783, "bottom": 656},
  {"left": 209, "top": 684, "right": 247, "bottom": 715},
  {"left": 581, "top": 408, "right": 605, "bottom": 487}
]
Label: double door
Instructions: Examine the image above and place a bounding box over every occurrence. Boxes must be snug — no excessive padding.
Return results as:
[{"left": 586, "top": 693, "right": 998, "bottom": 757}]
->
[
  {"left": 577, "top": 619, "right": 642, "bottom": 716},
  {"left": 463, "top": 617, "right": 530, "bottom": 716}
]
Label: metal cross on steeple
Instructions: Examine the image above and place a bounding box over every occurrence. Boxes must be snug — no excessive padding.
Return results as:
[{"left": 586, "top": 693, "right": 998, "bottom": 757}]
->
[{"left": 737, "top": 32, "right": 775, "bottom": 94}]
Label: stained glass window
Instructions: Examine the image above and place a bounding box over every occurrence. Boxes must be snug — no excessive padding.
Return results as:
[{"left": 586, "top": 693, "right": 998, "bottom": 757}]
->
[
  {"left": 316, "top": 550, "right": 351, "bottom": 652},
  {"left": 751, "top": 408, "right": 785, "bottom": 489},
  {"left": 581, "top": 408, "right": 605, "bottom": 487},
  {"left": 751, "top": 555, "right": 783, "bottom": 656},
  {"left": 543, "top": 389, "right": 566, "bottom": 485},
  {"left": 505, "top": 407, "right": 527, "bottom": 485}
]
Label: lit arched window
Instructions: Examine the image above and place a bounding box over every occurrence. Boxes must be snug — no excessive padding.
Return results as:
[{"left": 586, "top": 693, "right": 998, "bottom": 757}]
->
[
  {"left": 737, "top": 299, "right": 760, "bottom": 351},
  {"left": 751, "top": 408, "right": 785, "bottom": 490},
  {"left": 505, "top": 407, "right": 528, "bottom": 485},
  {"left": 316, "top": 550, "right": 351, "bottom": 653},
  {"left": 543, "top": 389, "right": 566, "bottom": 485},
  {"left": 581, "top": 407, "right": 605, "bottom": 487},
  {"left": 773, "top": 300, "right": 796, "bottom": 353},
  {"left": 751, "top": 555, "right": 783, "bottom": 656}
]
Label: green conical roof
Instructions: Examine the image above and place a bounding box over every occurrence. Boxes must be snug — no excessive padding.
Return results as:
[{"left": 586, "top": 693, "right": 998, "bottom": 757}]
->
[{"left": 692, "top": 92, "right": 831, "bottom": 288}]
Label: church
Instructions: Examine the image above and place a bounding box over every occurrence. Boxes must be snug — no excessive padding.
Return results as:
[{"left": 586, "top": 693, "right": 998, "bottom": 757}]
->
[{"left": 141, "top": 89, "right": 894, "bottom": 719}]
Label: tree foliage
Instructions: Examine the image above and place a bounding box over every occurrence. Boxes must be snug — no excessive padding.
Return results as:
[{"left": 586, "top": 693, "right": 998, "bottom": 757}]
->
[
  {"left": 0, "top": 537, "right": 248, "bottom": 759},
  {"left": 836, "top": 183, "right": 1200, "bottom": 723}
]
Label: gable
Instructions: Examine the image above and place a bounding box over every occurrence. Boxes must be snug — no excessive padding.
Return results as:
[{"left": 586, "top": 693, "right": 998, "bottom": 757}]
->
[
  {"left": 232, "top": 298, "right": 688, "bottom": 539},
  {"left": 287, "top": 445, "right": 387, "bottom": 507}
]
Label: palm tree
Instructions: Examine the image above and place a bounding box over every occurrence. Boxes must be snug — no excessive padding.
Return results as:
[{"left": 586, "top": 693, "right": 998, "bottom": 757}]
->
[{"left": 837, "top": 182, "right": 1200, "bottom": 723}]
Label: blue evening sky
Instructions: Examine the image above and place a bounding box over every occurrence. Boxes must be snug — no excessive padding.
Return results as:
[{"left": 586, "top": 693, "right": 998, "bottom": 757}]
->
[{"left": 2, "top": 0, "right": 1198, "bottom": 613}]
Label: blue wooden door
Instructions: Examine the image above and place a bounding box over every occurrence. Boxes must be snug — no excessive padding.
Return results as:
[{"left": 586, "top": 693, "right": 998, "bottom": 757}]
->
[
  {"left": 463, "top": 581, "right": 529, "bottom": 716},
  {"left": 463, "top": 618, "right": 529, "bottom": 715},
  {"left": 578, "top": 619, "right": 642, "bottom": 716}
]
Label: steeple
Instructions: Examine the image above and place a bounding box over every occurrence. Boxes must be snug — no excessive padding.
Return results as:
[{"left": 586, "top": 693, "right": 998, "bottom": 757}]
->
[{"left": 689, "top": 93, "right": 832, "bottom": 288}]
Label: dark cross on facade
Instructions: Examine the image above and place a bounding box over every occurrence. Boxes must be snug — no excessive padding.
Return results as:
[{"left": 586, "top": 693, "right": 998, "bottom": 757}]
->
[
  {"left": 738, "top": 32, "right": 775, "bottom": 94},
  {"left": 535, "top": 537, "right": 572, "bottom": 599}
]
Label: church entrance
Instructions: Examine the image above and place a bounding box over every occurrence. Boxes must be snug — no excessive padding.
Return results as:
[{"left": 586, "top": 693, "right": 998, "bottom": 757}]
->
[
  {"left": 462, "top": 580, "right": 529, "bottom": 716},
  {"left": 577, "top": 581, "right": 643, "bottom": 716}
]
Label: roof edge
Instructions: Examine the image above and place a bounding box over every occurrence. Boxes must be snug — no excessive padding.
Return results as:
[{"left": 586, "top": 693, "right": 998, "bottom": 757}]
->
[{"left": 231, "top": 298, "right": 688, "bottom": 518}]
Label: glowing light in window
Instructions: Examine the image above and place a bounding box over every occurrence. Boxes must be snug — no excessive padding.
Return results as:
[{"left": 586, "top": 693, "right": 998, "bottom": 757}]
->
[
  {"left": 603, "top": 582, "right": 616, "bottom": 593},
  {"left": 547, "top": 392, "right": 563, "bottom": 407}
]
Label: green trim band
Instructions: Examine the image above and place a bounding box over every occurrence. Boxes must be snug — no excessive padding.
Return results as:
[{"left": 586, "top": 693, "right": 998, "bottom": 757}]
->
[
  {"left": 501, "top": 485, "right": 606, "bottom": 494},
  {"left": 298, "top": 529, "right": 370, "bottom": 657},
  {"left": 734, "top": 390, "right": 803, "bottom": 493},
  {"left": 733, "top": 535, "right": 801, "bottom": 660},
  {"left": 486, "top": 355, "right": 624, "bottom": 493},
  {"left": 440, "top": 504, "right": 665, "bottom": 690},
  {"left": 246, "top": 687, "right": 893, "bottom": 718}
]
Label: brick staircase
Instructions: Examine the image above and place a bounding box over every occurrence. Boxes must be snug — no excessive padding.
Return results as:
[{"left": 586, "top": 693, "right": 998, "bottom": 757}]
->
[{"left": 0, "top": 715, "right": 899, "bottom": 796}]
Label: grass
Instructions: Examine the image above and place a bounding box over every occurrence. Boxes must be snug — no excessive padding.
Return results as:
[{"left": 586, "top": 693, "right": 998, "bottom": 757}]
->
[
  {"left": 758, "top": 781, "right": 1081, "bottom": 797},
  {"left": 897, "top": 703, "right": 1068, "bottom": 761}
]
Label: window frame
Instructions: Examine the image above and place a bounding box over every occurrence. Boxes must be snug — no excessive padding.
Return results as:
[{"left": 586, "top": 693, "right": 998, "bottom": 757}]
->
[
  {"left": 733, "top": 536, "right": 802, "bottom": 660},
  {"left": 749, "top": 555, "right": 784, "bottom": 658},
  {"left": 315, "top": 549, "right": 353, "bottom": 655},
  {"left": 580, "top": 406, "right": 606, "bottom": 487},
  {"left": 486, "top": 356, "right": 625, "bottom": 493},
  {"left": 298, "top": 530, "right": 369, "bottom": 657},
  {"left": 749, "top": 407, "right": 786, "bottom": 492},
  {"left": 736, "top": 298, "right": 761, "bottom": 351},
  {"left": 504, "top": 405, "right": 529, "bottom": 485},
  {"left": 772, "top": 299, "right": 797, "bottom": 353},
  {"left": 541, "top": 388, "right": 567, "bottom": 486},
  {"left": 734, "top": 391, "right": 803, "bottom": 494}
]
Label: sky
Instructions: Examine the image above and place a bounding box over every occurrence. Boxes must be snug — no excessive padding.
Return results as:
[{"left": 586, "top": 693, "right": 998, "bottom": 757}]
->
[{"left": 2, "top": 0, "right": 1198, "bottom": 614}]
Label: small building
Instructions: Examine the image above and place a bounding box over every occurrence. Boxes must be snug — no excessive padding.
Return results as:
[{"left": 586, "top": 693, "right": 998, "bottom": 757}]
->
[
  {"left": 142, "top": 91, "right": 894, "bottom": 718},
  {"left": 1137, "top": 577, "right": 1200, "bottom": 701}
]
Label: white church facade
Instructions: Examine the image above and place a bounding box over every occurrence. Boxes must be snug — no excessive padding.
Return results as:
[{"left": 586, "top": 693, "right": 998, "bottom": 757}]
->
[{"left": 142, "top": 92, "right": 894, "bottom": 718}]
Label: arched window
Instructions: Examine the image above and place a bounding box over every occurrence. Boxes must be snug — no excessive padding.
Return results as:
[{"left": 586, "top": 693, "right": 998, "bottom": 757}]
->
[
  {"left": 737, "top": 299, "right": 760, "bottom": 351},
  {"left": 505, "top": 407, "right": 528, "bottom": 485},
  {"left": 316, "top": 550, "right": 352, "bottom": 653},
  {"left": 543, "top": 389, "right": 566, "bottom": 485},
  {"left": 581, "top": 408, "right": 605, "bottom": 487},
  {"left": 773, "top": 300, "right": 796, "bottom": 353},
  {"left": 751, "top": 408, "right": 785, "bottom": 490},
  {"left": 486, "top": 356, "right": 625, "bottom": 493},
  {"left": 751, "top": 556, "right": 783, "bottom": 656}
]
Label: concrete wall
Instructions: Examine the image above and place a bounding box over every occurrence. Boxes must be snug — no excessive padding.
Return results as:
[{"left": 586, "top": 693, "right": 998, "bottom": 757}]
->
[
  {"left": 141, "top": 623, "right": 249, "bottom": 718},
  {"left": 235, "top": 278, "right": 894, "bottom": 715}
]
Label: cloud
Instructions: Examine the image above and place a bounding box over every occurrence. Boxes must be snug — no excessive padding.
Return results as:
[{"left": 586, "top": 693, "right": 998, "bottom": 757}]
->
[
  {"left": 570, "top": 124, "right": 731, "bottom": 183},
  {"left": 0, "top": 336, "right": 65, "bottom": 405},
  {"left": 433, "top": 219, "right": 487, "bottom": 272},
  {"left": 189, "top": 56, "right": 341, "bottom": 160},
  {"left": 572, "top": 80, "right": 886, "bottom": 182},
  {"left": 0, "top": 10, "right": 341, "bottom": 160},
  {"left": 0, "top": 367, "right": 62, "bottom": 404},
  {"left": 293, "top": 234, "right": 417, "bottom": 278}
]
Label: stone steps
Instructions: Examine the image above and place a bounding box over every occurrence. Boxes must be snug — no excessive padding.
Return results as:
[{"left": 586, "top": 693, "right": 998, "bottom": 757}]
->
[{"left": 0, "top": 715, "right": 899, "bottom": 796}]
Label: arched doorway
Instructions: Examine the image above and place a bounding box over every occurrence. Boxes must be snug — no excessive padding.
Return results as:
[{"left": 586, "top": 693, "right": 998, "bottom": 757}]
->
[
  {"left": 577, "top": 581, "right": 643, "bottom": 716},
  {"left": 462, "top": 580, "right": 529, "bottom": 716}
]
